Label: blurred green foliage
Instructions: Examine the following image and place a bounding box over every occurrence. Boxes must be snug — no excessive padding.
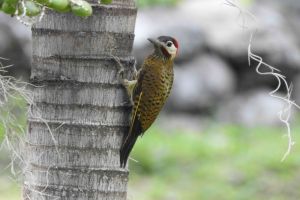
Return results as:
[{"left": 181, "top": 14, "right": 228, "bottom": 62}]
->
[
  {"left": 0, "top": 95, "right": 27, "bottom": 141},
  {"left": 1, "top": 100, "right": 300, "bottom": 200},
  {"left": 0, "top": 177, "right": 20, "bottom": 200},
  {"left": 129, "top": 123, "right": 300, "bottom": 200}
]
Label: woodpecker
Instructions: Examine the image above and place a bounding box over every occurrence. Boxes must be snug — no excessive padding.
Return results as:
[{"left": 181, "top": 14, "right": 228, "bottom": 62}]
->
[{"left": 118, "top": 36, "right": 179, "bottom": 168}]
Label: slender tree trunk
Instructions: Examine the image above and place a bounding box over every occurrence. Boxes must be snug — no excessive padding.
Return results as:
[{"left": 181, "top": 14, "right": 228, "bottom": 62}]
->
[{"left": 23, "top": 1, "right": 137, "bottom": 199}]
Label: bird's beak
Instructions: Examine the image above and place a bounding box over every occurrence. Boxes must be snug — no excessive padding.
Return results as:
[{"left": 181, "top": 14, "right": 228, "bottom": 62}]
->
[{"left": 148, "top": 38, "right": 162, "bottom": 47}]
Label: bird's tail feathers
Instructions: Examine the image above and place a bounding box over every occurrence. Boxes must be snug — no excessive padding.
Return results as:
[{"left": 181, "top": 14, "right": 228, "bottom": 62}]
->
[
  {"left": 120, "top": 135, "right": 138, "bottom": 168},
  {"left": 120, "top": 118, "right": 143, "bottom": 168}
]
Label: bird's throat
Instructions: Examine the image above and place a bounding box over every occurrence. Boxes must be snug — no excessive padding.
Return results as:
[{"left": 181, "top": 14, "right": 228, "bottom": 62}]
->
[{"left": 160, "top": 47, "right": 171, "bottom": 58}]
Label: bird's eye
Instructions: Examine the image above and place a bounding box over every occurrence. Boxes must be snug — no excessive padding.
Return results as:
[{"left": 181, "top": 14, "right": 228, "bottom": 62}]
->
[{"left": 166, "top": 41, "right": 173, "bottom": 47}]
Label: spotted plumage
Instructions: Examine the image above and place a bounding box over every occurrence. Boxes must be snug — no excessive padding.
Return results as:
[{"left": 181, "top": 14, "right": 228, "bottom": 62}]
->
[{"left": 119, "top": 36, "right": 179, "bottom": 168}]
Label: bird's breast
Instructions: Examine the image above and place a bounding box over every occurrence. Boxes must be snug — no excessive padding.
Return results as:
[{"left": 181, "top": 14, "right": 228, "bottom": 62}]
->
[{"left": 139, "top": 64, "right": 173, "bottom": 131}]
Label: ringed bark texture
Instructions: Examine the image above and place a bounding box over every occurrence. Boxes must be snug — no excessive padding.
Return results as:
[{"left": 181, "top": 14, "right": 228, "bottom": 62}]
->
[{"left": 24, "top": 1, "right": 137, "bottom": 199}]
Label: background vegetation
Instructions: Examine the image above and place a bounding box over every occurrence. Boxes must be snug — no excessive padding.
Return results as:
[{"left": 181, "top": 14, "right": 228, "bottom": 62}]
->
[
  {"left": 1, "top": 114, "right": 300, "bottom": 200},
  {"left": 128, "top": 123, "right": 300, "bottom": 200},
  {"left": 1, "top": 0, "right": 300, "bottom": 199}
]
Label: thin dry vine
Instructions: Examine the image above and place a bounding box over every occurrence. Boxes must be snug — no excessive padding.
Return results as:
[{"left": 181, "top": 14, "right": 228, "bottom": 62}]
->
[
  {"left": 0, "top": 57, "right": 62, "bottom": 199},
  {"left": 224, "top": 0, "right": 300, "bottom": 160}
]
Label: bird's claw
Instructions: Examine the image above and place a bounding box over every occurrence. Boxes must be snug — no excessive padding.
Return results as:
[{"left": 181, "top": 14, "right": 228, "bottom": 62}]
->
[
  {"left": 118, "top": 68, "right": 125, "bottom": 80},
  {"left": 110, "top": 54, "right": 126, "bottom": 80},
  {"left": 120, "top": 100, "right": 133, "bottom": 107},
  {"left": 122, "top": 79, "right": 129, "bottom": 86}
]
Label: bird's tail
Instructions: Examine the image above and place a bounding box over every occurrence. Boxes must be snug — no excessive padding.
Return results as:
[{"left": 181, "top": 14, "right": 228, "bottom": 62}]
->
[{"left": 120, "top": 135, "right": 138, "bottom": 168}]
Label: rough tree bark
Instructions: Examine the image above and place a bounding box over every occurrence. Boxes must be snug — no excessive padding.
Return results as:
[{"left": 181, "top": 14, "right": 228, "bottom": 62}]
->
[{"left": 23, "top": 0, "right": 137, "bottom": 199}]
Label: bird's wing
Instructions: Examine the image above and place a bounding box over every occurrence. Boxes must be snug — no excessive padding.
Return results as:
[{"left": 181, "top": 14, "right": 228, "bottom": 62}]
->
[
  {"left": 129, "top": 68, "right": 146, "bottom": 135},
  {"left": 120, "top": 69, "right": 145, "bottom": 167}
]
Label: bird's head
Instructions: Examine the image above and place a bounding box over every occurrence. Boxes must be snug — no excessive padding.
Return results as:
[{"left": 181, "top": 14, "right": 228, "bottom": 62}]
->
[{"left": 148, "top": 36, "right": 179, "bottom": 60}]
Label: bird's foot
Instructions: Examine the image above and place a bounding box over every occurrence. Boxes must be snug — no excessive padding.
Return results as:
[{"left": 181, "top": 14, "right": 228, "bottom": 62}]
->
[
  {"left": 110, "top": 54, "right": 125, "bottom": 80},
  {"left": 118, "top": 68, "right": 125, "bottom": 81},
  {"left": 120, "top": 100, "right": 133, "bottom": 107},
  {"left": 132, "top": 60, "right": 138, "bottom": 79}
]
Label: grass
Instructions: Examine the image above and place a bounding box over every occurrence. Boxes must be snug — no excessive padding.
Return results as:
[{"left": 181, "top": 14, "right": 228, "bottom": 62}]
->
[
  {"left": 1, "top": 119, "right": 300, "bottom": 199},
  {"left": 0, "top": 177, "right": 20, "bottom": 200},
  {"left": 128, "top": 122, "right": 300, "bottom": 200}
]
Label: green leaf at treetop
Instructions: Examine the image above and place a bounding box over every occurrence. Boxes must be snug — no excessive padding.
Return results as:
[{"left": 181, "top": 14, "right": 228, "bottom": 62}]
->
[
  {"left": 71, "top": 0, "right": 92, "bottom": 17},
  {"left": 18, "top": 1, "right": 42, "bottom": 16},
  {"left": 4, "top": 0, "right": 18, "bottom": 5},
  {"left": 47, "top": 0, "right": 70, "bottom": 11},
  {"left": 34, "top": 0, "right": 49, "bottom": 5},
  {"left": 1, "top": 0, "right": 18, "bottom": 14},
  {"left": 1, "top": 1, "right": 17, "bottom": 14}
]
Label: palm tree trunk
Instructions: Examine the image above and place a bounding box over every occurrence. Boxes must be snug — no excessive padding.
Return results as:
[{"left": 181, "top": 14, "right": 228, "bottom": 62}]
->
[{"left": 23, "top": 1, "right": 137, "bottom": 199}]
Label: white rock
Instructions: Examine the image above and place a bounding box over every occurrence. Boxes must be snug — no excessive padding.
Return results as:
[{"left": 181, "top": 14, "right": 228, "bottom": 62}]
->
[
  {"left": 217, "top": 89, "right": 293, "bottom": 126},
  {"left": 167, "top": 54, "right": 236, "bottom": 111}
]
